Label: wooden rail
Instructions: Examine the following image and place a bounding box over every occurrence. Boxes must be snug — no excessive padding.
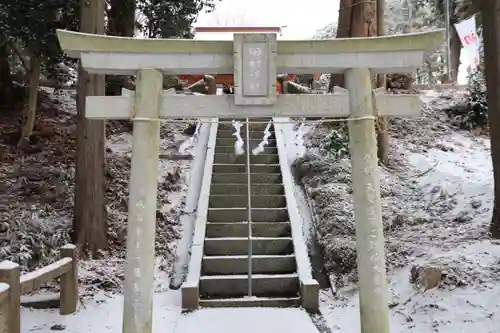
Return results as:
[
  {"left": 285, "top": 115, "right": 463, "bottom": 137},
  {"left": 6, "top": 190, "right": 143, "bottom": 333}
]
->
[{"left": 0, "top": 244, "right": 78, "bottom": 333}]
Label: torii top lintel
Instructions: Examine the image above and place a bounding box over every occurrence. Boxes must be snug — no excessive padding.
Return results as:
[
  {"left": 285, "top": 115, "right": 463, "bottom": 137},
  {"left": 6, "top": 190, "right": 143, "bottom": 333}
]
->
[{"left": 56, "top": 29, "right": 444, "bottom": 76}]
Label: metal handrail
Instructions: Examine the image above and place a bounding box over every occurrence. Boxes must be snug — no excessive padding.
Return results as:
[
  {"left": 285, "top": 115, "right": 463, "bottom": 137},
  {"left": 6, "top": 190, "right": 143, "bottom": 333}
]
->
[{"left": 245, "top": 118, "right": 253, "bottom": 297}]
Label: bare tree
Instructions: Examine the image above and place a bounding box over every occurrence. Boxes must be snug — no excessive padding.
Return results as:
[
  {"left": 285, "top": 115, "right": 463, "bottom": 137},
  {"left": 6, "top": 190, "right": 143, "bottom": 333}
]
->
[
  {"left": 106, "top": 0, "right": 136, "bottom": 95},
  {"left": 480, "top": 0, "right": 500, "bottom": 238},
  {"left": 330, "top": 0, "right": 389, "bottom": 163},
  {"left": 328, "top": 0, "right": 352, "bottom": 90},
  {"left": 376, "top": 0, "right": 389, "bottom": 164},
  {"left": 73, "top": 0, "right": 107, "bottom": 254}
]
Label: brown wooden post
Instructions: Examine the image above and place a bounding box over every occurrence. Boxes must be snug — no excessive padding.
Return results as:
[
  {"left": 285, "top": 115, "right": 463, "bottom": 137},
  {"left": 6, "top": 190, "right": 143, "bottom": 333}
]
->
[
  {"left": 0, "top": 261, "right": 21, "bottom": 333},
  {"left": 0, "top": 283, "right": 9, "bottom": 332},
  {"left": 59, "top": 244, "right": 78, "bottom": 315},
  {"left": 204, "top": 75, "right": 217, "bottom": 95}
]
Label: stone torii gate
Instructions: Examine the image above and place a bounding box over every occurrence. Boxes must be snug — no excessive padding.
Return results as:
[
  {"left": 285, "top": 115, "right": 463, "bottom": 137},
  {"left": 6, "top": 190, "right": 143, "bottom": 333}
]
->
[{"left": 57, "top": 29, "right": 443, "bottom": 333}]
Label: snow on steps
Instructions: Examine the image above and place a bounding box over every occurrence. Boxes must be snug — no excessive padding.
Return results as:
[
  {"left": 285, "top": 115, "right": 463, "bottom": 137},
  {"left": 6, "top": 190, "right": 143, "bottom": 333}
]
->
[
  {"left": 202, "top": 255, "right": 296, "bottom": 275},
  {"left": 199, "top": 296, "right": 301, "bottom": 308},
  {"left": 205, "top": 222, "right": 291, "bottom": 238},
  {"left": 181, "top": 118, "right": 319, "bottom": 312}
]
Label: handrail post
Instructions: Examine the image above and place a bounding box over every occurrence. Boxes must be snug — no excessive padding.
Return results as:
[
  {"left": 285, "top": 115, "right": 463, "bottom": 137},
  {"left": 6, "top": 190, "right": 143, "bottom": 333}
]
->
[
  {"left": 60, "top": 244, "right": 78, "bottom": 315},
  {"left": 0, "top": 261, "right": 21, "bottom": 333}
]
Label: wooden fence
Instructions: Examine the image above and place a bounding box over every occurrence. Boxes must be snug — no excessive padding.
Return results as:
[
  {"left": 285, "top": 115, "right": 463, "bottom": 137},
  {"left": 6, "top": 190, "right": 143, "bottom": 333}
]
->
[{"left": 0, "top": 244, "right": 78, "bottom": 333}]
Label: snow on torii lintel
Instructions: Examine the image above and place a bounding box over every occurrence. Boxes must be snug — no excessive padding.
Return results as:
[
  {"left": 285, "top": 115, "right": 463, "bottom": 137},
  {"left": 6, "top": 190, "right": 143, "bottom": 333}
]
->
[
  {"left": 193, "top": 26, "right": 282, "bottom": 40},
  {"left": 56, "top": 28, "right": 445, "bottom": 75},
  {"left": 193, "top": 26, "right": 282, "bottom": 33}
]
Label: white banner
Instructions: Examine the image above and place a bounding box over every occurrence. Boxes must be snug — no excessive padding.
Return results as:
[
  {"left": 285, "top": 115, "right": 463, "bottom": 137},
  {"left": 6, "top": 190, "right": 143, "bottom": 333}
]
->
[{"left": 454, "top": 15, "right": 480, "bottom": 70}]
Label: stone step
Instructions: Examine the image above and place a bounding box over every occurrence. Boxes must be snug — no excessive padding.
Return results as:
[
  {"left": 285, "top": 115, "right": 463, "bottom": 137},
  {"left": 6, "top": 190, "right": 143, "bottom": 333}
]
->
[
  {"left": 215, "top": 145, "right": 278, "bottom": 154},
  {"left": 205, "top": 222, "right": 291, "bottom": 238},
  {"left": 216, "top": 138, "right": 277, "bottom": 148},
  {"left": 211, "top": 173, "right": 282, "bottom": 184},
  {"left": 207, "top": 208, "right": 289, "bottom": 222},
  {"left": 217, "top": 130, "right": 275, "bottom": 140},
  {"left": 199, "top": 296, "right": 300, "bottom": 308},
  {"left": 199, "top": 273, "right": 299, "bottom": 298},
  {"left": 210, "top": 184, "right": 284, "bottom": 195},
  {"left": 214, "top": 153, "right": 279, "bottom": 165},
  {"left": 212, "top": 164, "right": 280, "bottom": 174},
  {"left": 204, "top": 237, "right": 294, "bottom": 256},
  {"left": 209, "top": 195, "right": 287, "bottom": 209},
  {"left": 202, "top": 254, "right": 296, "bottom": 275}
]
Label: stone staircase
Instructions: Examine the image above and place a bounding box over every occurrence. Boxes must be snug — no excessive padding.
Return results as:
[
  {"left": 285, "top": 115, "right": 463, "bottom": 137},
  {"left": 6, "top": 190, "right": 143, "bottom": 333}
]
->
[
  {"left": 200, "top": 118, "right": 300, "bottom": 308},
  {"left": 182, "top": 118, "right": 318, "bottom": 311}
]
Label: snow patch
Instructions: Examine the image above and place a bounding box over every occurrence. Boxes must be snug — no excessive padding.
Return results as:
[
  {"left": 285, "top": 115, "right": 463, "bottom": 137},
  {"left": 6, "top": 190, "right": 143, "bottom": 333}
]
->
[
  {"left": 232, "top": 120, "right": 245, "bottom": 155},
  {"left": 252, "top": 121, "right": 273, "bottom": 155},
  {"left": 175, "top": 308, "right": 320, "bottom": 333}
]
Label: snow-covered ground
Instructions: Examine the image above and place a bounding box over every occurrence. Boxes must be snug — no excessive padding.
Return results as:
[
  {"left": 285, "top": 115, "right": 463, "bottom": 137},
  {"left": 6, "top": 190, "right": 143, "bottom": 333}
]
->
[
  {"left": 295, "top": 90, "right": 499, "bottom": 333},
  {"left": 320, "top": 130, "right": 500, "bottom": 331},
  {"left": 20, "top": 89, "right": 499, "bottom": 333},
  {"left": 22, "top": 289, "right": 320, "bottom": 333}
]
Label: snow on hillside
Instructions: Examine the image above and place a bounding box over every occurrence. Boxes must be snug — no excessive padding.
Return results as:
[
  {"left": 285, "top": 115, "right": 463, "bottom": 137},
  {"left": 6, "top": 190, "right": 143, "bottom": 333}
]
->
[
  {"left": 291, "top": 89, "right": 499, "bottom": 332},
  {"left": 0, "top": 86, "right": 194, "bottom": 299}
]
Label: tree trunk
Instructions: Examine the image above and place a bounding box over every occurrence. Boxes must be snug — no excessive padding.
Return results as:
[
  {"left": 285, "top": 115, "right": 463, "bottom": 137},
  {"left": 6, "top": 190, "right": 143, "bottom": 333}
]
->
[
  {"left": 450, "top": 28, "right": 461, "bottom": 83},
  {"left": 347, "top": 0, "right": 380, "bottom": 162},
  {"left": 329, "top": 0, "right": 377, "bottom": 87},
  {"left": 18, "top": 56, "right": 41, "bottom": 147},
  {"left": 480, "top": 0, "right": 500, "bottom": 238},
  {"left": 329, "top": 0, "right": 353, "bottom": 91},
  {"left": 107, "top": 0, "right": 135, "bottom": 37},
  {"left": 376, "top": 0, "right": 389, "bottom": 165},
  {"left": 0, "top": 42, "right": 12, "bottom": 104},
  {"left": 338, "top": 0, "right": 384, "bottom": 164},
  {"left": 350, "top": 0, "right": 377, "bottom": 37},
  {"left": 106, "top": 0, "right": 136, "bottom": 95},
  {"left": 74, "top": 0, "right": 107, "bottom": 255}
]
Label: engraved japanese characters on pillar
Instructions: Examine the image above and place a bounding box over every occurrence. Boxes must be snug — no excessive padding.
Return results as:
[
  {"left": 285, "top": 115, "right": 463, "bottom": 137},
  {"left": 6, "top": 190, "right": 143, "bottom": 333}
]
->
[
  {"left": 242, "top": 44, "right": 268, "bottom": 96},
  {"left": 234, "top": 33, "right": 277, "bottom": 105}
]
